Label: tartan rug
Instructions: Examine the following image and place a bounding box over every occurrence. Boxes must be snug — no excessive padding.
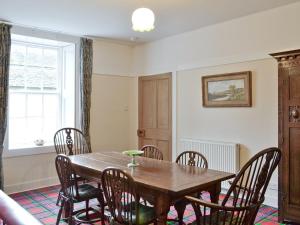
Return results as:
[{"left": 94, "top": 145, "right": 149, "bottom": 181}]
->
[{"left": 9, "top": 185, "right": 284, "bottom": 225}]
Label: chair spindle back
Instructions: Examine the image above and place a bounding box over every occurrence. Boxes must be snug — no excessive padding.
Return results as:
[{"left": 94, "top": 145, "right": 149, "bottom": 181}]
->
[
  {"left": 187, "top": 196, "right": 259, "bottom": 225},
  {"left": 101, "top": 168, "right": 139, "bottom": 224},
  {"left": 141, "top": 145, "right": 163, "bottom": 160},
  {"left": 54, "top": 128, "right": 90, "bottom": 155},
  {"left": 176, "top": 151, "right": 208, "bottom": 168},
  {"left": 187, "top": 147, "right": 281, "bottom": 225},
  {"left": 55, "top": 154, "right": 78, "bottom": 199},
  {"left": 223, "top": 147, "right": 281, "bottom": 207}
]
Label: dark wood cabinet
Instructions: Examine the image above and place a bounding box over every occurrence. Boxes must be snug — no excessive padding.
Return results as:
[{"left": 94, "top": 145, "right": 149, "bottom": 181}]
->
[{"left": 271, "top": 50, "right": 300, "bottom": 223}]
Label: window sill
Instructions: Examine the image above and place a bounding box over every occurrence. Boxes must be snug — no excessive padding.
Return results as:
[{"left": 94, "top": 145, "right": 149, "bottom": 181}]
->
[{"left": 3, "top": 146, "right": 56, "bottom": 158}]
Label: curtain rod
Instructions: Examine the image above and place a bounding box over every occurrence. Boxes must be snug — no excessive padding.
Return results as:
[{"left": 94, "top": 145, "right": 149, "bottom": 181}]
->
[{"left": 0, "top": 19, "right": 92, "bottom": 39}]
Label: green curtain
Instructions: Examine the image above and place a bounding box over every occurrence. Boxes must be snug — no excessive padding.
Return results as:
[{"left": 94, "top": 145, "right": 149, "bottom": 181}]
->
[
  {"left": 0, "top": 23, "right": 11, "bottom": 190},
  {"left": 80, "top": 38, "right": 93, "bottom": 152}
]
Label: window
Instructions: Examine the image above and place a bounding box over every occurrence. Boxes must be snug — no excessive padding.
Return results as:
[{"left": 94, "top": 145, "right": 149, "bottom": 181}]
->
[{"left": 8, "top": 34, "right": 76, "bottom": 152}]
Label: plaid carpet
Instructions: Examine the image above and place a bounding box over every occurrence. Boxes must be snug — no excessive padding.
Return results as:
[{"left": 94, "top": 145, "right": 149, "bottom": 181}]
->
[{"left": 9, "top": 185, "right": 284, "bottom": 225}]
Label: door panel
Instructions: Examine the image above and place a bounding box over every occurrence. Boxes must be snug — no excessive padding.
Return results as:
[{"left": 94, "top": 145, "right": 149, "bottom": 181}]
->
[
  {"left": 290, "top": 74, "right": 300, "bottom": 99},
  {"left": 157, "top": 140, "right": 169, "bottom": 160},
  {"left": 289, "top": 127, "right": 300, "bottom": 206},
  {"left": 141, "top": 80, "right": 156, "bottom": 128},
  {"left": 138, "top": 73, "right": 172, "bottom": 161},
  {"left": 157, "top": 78, "right": 170, "bottom": 129},
  {"left": 141, "top": 138, "right": 155, "bottom": 147}
]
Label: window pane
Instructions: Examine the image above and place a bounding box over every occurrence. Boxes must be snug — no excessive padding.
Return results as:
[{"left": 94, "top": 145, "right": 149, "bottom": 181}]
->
[
  {"left": 9, "top": 93, "right": 26, "bottom": 118},
  {"left": 27, "top": 47, "right": 43, "bottom": 66},
  {"left": 43, "top": 116, "right": 58, "bottom": 144},
  {"left": 43, "top": 68, "right": 57, "bottom": 90},
  {"left": 8, "top": 37, "right": 75, "bottom": 150},
  {"left": 43, "top": 49, "right": 58, "bottom": 68},
  {"left": 27, "top": 118, "right": 43, "bottom": 144},
  {"left": 44, "top": 94, "right": 59, "bottom": 117},
  {"left": 27, "top": 94, "right": 43, "bottom": 117},
  {"left": 9, "top": 118, "right": 26, "bottom": 149},
  {"left": 10, "top": 44, "right": 26, "bottom": 65},
  {"left": 26, "top": 67, "right": 43, "bottom": 90},
  {"left": 9, "top": 65, "right": 25, "bottom": 89}
]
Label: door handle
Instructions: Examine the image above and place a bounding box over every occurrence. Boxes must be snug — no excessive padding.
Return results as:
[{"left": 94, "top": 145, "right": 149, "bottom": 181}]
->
[
  {"left": 137, "top": 129, "right": 145, "bottom": 137},
  {"left": 291, "top": 108, "right": 299, "bottom": 119}
]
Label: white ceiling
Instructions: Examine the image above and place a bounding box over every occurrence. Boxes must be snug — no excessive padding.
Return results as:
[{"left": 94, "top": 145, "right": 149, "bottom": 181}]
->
[{"left": 0, "top": 0, "right": 299, "bottom": 43}]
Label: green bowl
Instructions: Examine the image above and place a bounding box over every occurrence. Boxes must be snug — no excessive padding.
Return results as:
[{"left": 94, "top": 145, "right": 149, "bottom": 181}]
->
[{"left": 122, "top": 150, "right": 144, "bottom": 157}]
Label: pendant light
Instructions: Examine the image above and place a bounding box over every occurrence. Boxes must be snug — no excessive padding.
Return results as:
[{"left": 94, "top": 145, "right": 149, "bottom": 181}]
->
[{"left": 131, "top": 7, "right": 155, "bottom": 32}]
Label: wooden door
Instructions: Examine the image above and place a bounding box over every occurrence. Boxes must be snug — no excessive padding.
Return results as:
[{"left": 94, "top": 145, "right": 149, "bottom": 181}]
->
[
  {"left": 138, "top": 73, "right": 172, "bottom": 161},
  {"left": 271, "top": 50, "right": 300, "bottom": 223}
]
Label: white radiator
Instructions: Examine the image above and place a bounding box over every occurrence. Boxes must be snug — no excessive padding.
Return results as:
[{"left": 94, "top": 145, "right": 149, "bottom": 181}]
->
[{"left": 179, "top": 139, "right": 240, "bottom": 189}]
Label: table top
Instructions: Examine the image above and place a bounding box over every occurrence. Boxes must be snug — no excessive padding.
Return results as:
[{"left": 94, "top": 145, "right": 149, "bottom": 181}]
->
[{"left": 69, "top": 152, "right": 235, "bottom": 195}]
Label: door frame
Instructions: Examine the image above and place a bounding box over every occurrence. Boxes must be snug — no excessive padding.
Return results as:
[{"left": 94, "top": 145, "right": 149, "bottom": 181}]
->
[{"left": 171, "top": 71, "right": 177, "bottom": 162}]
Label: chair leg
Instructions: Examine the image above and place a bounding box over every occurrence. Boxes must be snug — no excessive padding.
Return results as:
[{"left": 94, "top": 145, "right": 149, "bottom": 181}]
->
[
  {"left": 174, "top": 201, "right": 186, "bottom": 225},
  {"left": 56, "top": 190, "right": 62, "bottom": 206},
  {"left": 97, "top": 195, "right": 106, "bottom": 224},
  {"left": 101, "top": 203, "right": 106, "bottom": 224},
  {"left": 68, "top": 202, "right": 74, "bottom": 225},
  {"left": 98, "top": 197, "right": 105, "bottom": 224},
  {"left": 85, "top": 200, "right": 89, "bottom": 219},
  {"left": 56, "top": 199, "right": 64, "bottom": 225},
  {"left": 56, "top": 194, "right": 60, "bottom": 206},
  {"left": 197, "top": 192, "right": 203, "bottom": 199}
]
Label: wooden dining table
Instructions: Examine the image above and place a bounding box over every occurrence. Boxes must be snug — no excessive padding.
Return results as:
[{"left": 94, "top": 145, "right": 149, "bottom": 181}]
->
[{"left": 69, "top": 152, "right": 235, "bottom": 225}]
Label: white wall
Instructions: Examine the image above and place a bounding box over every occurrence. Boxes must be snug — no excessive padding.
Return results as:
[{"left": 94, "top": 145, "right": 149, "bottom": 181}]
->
[
  {"left": 177, "top": 59, "right": 278, "bottom": 166},
  {"left": 90, "top": 39, "right": 138, "bottom": 150},
  {"left": 133, "top": 1, "right": 300, "bottom": 75},
  {"left": 90, "top": 75, "right": 138, "bottom": 152},
  {"left": 3, "top": 153, "right": 58, "bottom": 193},
  {"left": 177, "top": 59, "right": 278, "bottom": 206},
  {"left": 93, "top": 39, "right": 134, "bottom": 76}
]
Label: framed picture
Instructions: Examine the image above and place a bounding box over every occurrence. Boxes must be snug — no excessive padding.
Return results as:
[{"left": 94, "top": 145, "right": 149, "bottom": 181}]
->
[{"left": 202, "top": 71, "right": 252, "bottom": 107}]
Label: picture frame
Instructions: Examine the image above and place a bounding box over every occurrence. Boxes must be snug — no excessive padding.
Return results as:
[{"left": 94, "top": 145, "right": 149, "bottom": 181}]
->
[{"left": 202, "top": 71, "right": 252, "bottom": 107}]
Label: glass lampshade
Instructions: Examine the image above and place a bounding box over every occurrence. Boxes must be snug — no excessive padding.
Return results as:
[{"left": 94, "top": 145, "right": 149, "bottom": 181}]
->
[{"left": 132, "top": 8, "right": 155, "bottom": 32}]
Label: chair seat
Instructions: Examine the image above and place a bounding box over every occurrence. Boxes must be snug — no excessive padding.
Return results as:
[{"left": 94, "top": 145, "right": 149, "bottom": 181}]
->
[
  {"left": 190, "top": 211, "right": 238, "bottom": 225},
  {"left": 131, "top": 202, "right": 156, "bottom": 224},
  {"left": 73, "top": 184, "right": 102, "bottom": 202},
  {"left": 111, "top": 202, "right": 156, "bottom": 225}
]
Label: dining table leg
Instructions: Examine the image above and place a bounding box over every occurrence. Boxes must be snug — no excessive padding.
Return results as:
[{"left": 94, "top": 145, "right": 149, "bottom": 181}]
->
[
  {"left": 208, "top": 182, "right": 221, "bottom": 204},
  {"left": 174, "top": 200, "right": 186, "bottom": 225},
  {"left": 155, "top": 193, "right": 171, "bottom": 225}
]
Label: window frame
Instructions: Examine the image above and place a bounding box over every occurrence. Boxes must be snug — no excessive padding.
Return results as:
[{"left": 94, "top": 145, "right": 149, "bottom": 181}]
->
[
  {"left": 3, "top": 28, "right": 81, "bottom": 158},
  {"left": 9, "top": 40, "right": 63, "bottom": 150}
]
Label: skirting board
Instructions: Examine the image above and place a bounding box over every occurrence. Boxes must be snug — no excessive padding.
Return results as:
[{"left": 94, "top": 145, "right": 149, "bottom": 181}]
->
[{"left": 4, "top": 177, "right": 59, "bottom": 194}]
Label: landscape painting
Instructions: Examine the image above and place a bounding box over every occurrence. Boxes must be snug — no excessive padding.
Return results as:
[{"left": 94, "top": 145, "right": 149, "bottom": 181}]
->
[{"left": 202, "top": 71, "right": 252, "bottom": 107}]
